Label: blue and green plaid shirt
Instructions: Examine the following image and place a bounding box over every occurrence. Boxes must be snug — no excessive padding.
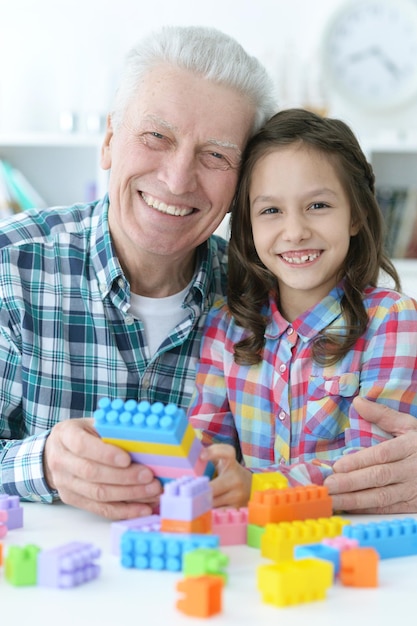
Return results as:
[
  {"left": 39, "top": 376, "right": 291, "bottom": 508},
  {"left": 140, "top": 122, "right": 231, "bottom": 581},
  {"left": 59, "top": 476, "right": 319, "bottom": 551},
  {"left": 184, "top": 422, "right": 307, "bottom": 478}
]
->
[{"left": 0, "top": 195, "right": 228, "bottom": 502}]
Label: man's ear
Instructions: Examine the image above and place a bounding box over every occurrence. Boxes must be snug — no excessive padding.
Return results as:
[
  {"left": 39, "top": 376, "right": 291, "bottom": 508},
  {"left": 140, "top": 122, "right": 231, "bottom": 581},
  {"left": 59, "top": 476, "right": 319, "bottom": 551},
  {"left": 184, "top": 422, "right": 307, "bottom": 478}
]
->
[{"left": 100, "top": 114, "right": 114, "bottom": 171}]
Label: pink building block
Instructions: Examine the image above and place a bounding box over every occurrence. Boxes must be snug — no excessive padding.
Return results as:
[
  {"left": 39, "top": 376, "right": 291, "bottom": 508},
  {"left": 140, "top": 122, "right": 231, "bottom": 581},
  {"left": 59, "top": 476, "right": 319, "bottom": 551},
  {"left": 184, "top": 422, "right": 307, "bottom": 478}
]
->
[
  {"left": 160, "top": 476, "right": 212, "bottom": 522},
  {"left": 110, "top": 515, "right": 161, "bottom": 556},
  {"left": 211, "top": 508, "right": 249, "bottom": 546},
  {"left": 0, "top": 494, "right": 23, "bottom": 530},
  {"left": 0, "top": 510, "right": 8, "bottom": 539}
]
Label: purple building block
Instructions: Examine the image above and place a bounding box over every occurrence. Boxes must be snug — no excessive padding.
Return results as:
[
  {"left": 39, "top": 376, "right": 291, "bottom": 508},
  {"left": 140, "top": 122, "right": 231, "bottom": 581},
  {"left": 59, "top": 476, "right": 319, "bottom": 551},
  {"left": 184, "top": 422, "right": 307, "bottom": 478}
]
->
[
  {"left": 160, "top": 476, "right": 212, "bottom": 522},
  {"left": 110, "top": 515, "right": 161, "bottom": 556},
  {"left": 37, "top": 542, "right": 101, "bottom": 588},
  {"left": 0, "top": 494, "right": 23, "bottom": 530}
]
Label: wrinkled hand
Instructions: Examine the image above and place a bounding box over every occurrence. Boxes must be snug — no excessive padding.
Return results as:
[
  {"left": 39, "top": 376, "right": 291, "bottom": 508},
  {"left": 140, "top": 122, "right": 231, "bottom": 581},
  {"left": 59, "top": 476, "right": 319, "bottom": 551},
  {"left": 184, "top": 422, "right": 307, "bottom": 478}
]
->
[
  {"left": 324, "top": 397, "right": 417, "bottom": 514},
  {"left": 200, "top": 443, "right": 252, "bottom": 508},
  {"left": 44, "top": 418, "right": 162, "bottom": 520}
]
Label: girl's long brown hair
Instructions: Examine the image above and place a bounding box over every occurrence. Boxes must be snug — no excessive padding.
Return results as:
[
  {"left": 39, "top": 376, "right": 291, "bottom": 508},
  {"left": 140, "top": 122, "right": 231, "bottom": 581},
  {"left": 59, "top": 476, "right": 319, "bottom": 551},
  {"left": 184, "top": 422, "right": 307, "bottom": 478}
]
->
[{"left": 228, "top": 108, "right": 401, "bottom": 366}]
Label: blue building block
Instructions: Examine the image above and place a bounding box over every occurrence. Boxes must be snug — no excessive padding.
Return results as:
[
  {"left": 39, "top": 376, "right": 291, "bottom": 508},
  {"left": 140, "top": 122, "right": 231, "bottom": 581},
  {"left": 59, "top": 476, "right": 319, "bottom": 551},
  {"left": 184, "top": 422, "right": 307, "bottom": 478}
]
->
[
  {"left": 160, "top": 476, "right": 212, "bottom": 522},
  {"left": 295, "top": 543, "right": 340, "bottom": 576},
  {"left": 120, "top": 530, "right": 219, "bottom": 572},
  {"left": 93, "top": 398, "right": 188, "bottom": 444},
  {"left": 0, "top": 494, "right": 23, "bottom": 530},
  {"left": 342, "top": 518, "right": 417, "bottom": 559},
  {"left": 37, "top": 542, "right": 101, "bottom": 588},
  {"left": 110, "top": 515, "right": 161, "bottom": 556}
]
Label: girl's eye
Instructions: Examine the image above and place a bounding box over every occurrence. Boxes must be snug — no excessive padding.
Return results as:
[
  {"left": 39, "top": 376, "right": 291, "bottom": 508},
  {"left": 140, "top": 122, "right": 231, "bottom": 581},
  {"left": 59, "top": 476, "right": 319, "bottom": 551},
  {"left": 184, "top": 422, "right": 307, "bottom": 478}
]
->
[
  {"left": 262, "top": 207, "right": 279, "bottom": 214},
  {"left": 310, "top": 202, "right": 328, "bottom": 210}
]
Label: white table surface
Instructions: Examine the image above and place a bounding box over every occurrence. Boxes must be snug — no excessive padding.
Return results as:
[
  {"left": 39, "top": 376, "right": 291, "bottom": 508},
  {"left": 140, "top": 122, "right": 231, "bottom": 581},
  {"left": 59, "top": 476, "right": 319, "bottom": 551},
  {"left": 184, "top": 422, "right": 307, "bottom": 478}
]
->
[{"left": 1, "top": 502, "right": 417, "bottom": 626}]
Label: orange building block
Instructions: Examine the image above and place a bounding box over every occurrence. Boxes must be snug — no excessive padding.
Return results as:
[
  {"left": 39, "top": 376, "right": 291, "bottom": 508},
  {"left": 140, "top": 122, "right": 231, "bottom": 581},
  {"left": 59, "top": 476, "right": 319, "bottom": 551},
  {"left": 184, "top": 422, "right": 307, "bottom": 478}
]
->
[
  {"left": 340, "top": 547, "right": 379, "bottom": 587},
  {"left": 176, "top": 575, "right": 224, "bottom": 617},
  {"left": 248, "top": 484, "right": 332, "bottom": 526},
  {"left": 161, "top": 510, "right": 212, "bottom": 534}
]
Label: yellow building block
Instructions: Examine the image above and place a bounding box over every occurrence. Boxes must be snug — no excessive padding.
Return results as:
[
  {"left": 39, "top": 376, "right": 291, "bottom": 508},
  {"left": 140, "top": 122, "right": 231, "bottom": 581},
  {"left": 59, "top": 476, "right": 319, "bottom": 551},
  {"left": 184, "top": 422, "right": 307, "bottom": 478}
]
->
[
  {"left": 257, "top": 558, "right": 333, "bottom": 607},
  {"left": 250, "top": 472, "right": 288, "bottom": 497},
  {"left": 103, "top": 421, "right": 195, "bottom": 457},
  {"left": 261, "top": 516, "right": 350, "bottom": 562}
]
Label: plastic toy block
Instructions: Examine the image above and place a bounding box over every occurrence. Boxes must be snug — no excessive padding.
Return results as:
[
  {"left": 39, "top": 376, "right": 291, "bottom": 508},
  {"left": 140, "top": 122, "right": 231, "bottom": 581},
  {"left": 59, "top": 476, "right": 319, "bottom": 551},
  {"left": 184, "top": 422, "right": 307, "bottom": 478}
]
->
[
  {"left": 161, "top": 510, "right": 212, "bottom": 534},
  {"left": 5, "top": 544, "right": 41, "bottom": 586},
  {"left": 110, "top": 515, "right": 161, "bottom": 556},
  {"left": 250, "top": 472, "right": 288, "bottom": 496},
  {"left": 160, "top": 476, "right": 212, "bottom": 521},
  {"left": 93, "top": 398, "right": 188, "bottom": 444},
  {"left": 182, "top": 548, "right": 229, "bottom": 582},
  {"left": 128, "top": 436, "right": 202, "bottom": 468},
  {"left": 342, "top": 518, "right": 417, "bottom": 559},
  {"left": 248, "top": 485, "right": 332, "bottom": 526},
  {"left": 322, "top": 536, "right": 359, "bottom": 551},
  {"left": 257, "top": 558, "right": 333, "bottom": 607},
  {"left": 120, "top": 530, "right": 219, "bottom": 571},
  {"left": 37, "top": 542, "right": 101, "bottom": 588},
  {"left": 0, "top": 494, "right": 23, "bottom": 530},
  {"left": 0, "top": 542, "right": 3, "bottom": 566},
  {"left": 104, "top": 421, "right": 195, "bottom": 457},
  {"left": 247, "top": 523, "right": 265, "bottom": 549},
  {"left": 211, "top": 508, "right": 248, "bottom": 546},
  {"left": 177, "top": 575, "right": 224, "bottom": 618},
  {"left": 261, "top": 516, "right": 350, "bottom": 562},
  {"left": 133, "top": 455, "right": 208, "bottom": 482},
  {"left": 295, "top": 543, "right": 339, "bottom": 578},
  {"left": 339, "top": 547, "right": 379, "bottom": 587},
  {"left": 0, "top": 509, "right": 7, "bottom": 539}
]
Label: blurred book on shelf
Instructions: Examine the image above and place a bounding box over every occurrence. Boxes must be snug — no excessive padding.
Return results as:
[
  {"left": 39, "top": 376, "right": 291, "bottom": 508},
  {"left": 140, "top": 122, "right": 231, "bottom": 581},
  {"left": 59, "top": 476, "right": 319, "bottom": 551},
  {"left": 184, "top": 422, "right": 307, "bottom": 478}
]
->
[
  {"left": 376, "top": 186, "right": 417, "bottom": 258},
  {"left": 0, "top": 158, "right": 47, "bottom": 217}
]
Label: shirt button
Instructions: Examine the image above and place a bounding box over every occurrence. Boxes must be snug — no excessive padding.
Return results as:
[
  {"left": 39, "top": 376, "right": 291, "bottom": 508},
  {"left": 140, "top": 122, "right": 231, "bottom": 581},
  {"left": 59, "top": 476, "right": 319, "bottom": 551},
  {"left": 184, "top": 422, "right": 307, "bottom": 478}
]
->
[
  {"left": 278, "top": 410, "right": 286, "bottom": 421},
  {"left": 117, "top": 277, "right": 124, "bottom": 288},
  {"left": 279, "top": 363, "right": 286, "bottom": 373},
  {"left": 99, "top": 282, "right": 107, "bottom": 294},
  {"left": 125, "top": 314, "right": 135, "bottom": 325},
  {"left": 142, "top": 376, "right": 151, "bottom": 390},
  {"left": 280, "top": 457, "right": 286, "bottom": 465},
  {"left": 287, "top": 327, "right": 294, "bottom": 335}
]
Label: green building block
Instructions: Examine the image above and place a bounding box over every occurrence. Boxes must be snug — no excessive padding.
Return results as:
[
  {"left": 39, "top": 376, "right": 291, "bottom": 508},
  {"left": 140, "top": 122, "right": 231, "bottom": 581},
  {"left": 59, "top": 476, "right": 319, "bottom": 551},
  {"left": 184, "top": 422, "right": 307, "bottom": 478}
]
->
[
  {"left": 247, "top": 523, "right": 265, "bottom": 549},
  {"left": 5, "top": 544, "right": 41, "bottom": 586},
  {"left": 182, "top": 548, "right": 229, "bottom": 582}
]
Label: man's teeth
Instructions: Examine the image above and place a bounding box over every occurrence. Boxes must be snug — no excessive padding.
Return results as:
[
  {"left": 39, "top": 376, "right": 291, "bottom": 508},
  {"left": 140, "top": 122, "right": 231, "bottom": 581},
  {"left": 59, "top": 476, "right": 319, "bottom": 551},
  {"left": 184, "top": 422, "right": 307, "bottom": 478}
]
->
[
  {"left": 141, "top": 192, "right": 193, "bottom": 217},
  {"left": 281, "top": 252, "right": 320, "bottom": 264}
]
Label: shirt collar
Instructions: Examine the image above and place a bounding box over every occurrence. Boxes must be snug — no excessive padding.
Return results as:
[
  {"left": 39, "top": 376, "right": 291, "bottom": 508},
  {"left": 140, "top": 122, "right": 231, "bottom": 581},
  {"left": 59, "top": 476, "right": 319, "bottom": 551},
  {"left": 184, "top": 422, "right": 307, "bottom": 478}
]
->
[
  {"left": 90, "top": 195, "right": 125, "bottom": 298},
  {"left": 266, "top": 282, "right": 345, "bottom": 341}
]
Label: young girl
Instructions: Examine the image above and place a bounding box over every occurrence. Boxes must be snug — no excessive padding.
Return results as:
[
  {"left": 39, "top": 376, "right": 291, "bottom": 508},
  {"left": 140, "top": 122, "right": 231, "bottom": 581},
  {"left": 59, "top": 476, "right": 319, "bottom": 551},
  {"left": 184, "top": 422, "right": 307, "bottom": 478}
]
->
[{"left": 188, "top": 108, "right": 417, "bottom": 508}]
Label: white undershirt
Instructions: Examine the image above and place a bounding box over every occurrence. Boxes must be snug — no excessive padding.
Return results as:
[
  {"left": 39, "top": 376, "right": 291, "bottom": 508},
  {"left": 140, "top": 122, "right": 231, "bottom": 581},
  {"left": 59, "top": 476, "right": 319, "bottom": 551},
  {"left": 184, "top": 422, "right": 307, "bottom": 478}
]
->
[{"left": 129, "top": 284, "right": 190, "bottom": 357}]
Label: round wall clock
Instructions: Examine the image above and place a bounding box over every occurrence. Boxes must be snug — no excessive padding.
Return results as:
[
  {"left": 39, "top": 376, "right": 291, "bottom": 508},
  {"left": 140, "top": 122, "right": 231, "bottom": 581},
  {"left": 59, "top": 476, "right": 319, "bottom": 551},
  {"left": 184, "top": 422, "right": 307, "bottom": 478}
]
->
[{"left": 321, "top": 0, "right": 417, "bottom": 110}]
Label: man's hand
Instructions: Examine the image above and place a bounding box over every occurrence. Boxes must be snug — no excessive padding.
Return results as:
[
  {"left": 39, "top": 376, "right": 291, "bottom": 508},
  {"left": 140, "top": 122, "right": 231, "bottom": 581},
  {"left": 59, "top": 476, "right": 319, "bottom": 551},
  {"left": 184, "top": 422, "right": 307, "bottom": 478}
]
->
[
  {"left": 200, "top": 443, "right": 252, "bottom": 508},
  {"left": 44, "top": 418, "right": 162, "bottom": 520},
  {"left": 324, "top": 397, "right": 417, "bottom": 514}
]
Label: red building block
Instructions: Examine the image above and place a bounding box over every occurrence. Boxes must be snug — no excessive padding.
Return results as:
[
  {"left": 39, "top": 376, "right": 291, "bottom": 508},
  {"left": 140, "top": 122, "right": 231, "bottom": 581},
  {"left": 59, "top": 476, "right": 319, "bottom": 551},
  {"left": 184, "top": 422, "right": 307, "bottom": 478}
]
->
[
  {"left": 340, "top": 547, "right": 379, "bottom": 587},
  {"left": 176, "top": 575, "right": 224, "bottom": 617},
  {"left": 248, "top": 485, "right": 332, "bottom": 526}
]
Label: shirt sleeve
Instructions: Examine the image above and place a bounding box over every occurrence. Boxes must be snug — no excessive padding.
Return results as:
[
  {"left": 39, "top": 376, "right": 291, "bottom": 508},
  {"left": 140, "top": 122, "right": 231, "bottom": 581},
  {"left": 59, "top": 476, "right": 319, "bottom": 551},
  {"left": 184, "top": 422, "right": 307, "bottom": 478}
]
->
[{"left": 0, "top": 300, "right": 57, "bottom": 502}]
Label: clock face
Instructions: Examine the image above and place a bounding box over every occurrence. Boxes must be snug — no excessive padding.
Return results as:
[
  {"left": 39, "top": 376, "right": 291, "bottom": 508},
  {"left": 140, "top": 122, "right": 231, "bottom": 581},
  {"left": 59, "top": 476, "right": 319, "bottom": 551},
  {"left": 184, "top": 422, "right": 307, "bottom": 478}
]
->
[{"left": 322, "top": 0, "right": 417, "bottom": 110}]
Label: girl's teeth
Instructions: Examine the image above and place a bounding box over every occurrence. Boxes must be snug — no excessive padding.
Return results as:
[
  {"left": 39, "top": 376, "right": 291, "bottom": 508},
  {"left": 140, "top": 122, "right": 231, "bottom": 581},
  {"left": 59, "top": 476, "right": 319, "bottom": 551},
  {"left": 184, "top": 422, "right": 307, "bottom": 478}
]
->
[{"left": 282, "top": 253, "right": 320, "bottom": 264}]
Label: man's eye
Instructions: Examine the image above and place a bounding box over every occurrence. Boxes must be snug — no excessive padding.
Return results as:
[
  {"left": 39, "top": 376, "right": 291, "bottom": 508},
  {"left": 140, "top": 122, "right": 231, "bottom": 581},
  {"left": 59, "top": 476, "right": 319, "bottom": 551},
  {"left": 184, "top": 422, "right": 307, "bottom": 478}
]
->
[
  {"left": 151, "top": 131, "right": 164, "bottom": 139},
  {"left": 200, "top": 152, "right": 233, "bottom": 171}
]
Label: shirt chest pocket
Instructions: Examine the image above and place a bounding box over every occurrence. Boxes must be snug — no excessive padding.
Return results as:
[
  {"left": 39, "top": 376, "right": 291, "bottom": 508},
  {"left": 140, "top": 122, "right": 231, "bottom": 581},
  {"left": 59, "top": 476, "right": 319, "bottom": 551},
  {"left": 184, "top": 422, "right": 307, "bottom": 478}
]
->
[{"left": 304, "top": 372, "right": 360, "bottom": 440}]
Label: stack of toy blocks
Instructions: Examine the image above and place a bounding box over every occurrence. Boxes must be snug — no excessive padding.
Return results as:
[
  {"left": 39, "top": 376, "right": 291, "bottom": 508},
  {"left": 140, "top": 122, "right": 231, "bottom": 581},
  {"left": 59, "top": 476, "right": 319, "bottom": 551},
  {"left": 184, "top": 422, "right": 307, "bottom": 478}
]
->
[
  {"left": 93, "top": 398, "right": 209, "bottom": 484},
  {"left": 0, "top": 494, "right": 23, "bottom": 530},
  {"left": 160, "top": 475, "right": 213, "bottom": 533}
]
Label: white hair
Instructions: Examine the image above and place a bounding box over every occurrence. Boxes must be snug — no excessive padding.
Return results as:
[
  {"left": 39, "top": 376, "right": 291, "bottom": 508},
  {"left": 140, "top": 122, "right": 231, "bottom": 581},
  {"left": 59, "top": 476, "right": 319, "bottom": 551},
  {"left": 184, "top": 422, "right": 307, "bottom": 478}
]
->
[{"left": 111, "top": 25, "right": 277, "bottom": 135}]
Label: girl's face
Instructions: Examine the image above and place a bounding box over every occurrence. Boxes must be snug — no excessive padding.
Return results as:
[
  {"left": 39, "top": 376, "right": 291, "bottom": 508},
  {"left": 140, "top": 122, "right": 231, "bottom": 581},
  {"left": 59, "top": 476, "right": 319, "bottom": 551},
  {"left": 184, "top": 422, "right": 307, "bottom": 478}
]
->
[{"left": 249, "top": 144, "right": 358, "bottom": 321}]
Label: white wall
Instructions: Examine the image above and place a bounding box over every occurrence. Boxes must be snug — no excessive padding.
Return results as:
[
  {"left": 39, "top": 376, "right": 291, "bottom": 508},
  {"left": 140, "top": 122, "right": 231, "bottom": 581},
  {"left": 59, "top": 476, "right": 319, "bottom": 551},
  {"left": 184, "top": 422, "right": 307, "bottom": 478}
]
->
[{"left": 1, "top": 0, "right": 417, "bottom": 141}]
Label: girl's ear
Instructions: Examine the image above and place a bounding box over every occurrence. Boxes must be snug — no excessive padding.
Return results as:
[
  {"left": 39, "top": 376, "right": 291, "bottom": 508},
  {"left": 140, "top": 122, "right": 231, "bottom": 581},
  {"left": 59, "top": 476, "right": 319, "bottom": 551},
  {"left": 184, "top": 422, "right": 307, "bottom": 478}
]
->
[{"left": 350, "top": 220, "right": 361, "bottom": 236}]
